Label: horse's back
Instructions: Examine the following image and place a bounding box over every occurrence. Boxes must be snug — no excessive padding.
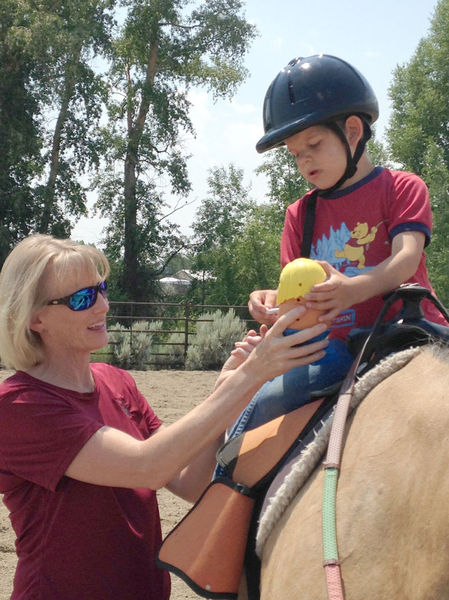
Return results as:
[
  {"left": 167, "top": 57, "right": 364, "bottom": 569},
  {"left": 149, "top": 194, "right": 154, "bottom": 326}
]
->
[{"left": 260, "top": 348, "right": 449, "bottom": 600}]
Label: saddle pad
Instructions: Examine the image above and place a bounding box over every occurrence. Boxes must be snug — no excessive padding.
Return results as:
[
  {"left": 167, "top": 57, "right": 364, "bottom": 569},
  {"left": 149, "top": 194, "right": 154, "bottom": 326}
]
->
[
  {"left": 157, "top": 479, "right": 254, "bottom": 599},
  {"left": 158, "top": 398, "right": 333, "bottom": 599},
  {"left": 224, "top": 398, "right": 325, "bottom": 489},
  {"left": 258, "top": 404, "right": 333, "bottom": 519}
]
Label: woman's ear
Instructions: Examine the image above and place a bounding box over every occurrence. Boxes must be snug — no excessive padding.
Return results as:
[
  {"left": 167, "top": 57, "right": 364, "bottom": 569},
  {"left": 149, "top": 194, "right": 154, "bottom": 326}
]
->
[
  {"left": 29, "top": 310, "right": 45, "bottom": 334},
  {"left": 344, "top": 115, "right": 364, "bottom": 148}
]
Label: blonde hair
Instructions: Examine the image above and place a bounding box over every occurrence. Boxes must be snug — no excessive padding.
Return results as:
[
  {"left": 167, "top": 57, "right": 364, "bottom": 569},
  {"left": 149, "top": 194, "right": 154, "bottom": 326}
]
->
[{"left": 0, "top": 235, "right": 110, "bottom": 371}]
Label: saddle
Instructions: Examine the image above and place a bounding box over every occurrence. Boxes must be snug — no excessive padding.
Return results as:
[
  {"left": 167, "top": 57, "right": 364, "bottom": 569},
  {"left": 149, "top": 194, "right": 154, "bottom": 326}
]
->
[
  {"left": 346, "top": 284, "right": 449, "bottom": 371},
  {"left": 156, "top": 396, "right": 335, "bottom": 599},
  {"left": 157, "top": 285, "right": 449, "bottom": 600}
]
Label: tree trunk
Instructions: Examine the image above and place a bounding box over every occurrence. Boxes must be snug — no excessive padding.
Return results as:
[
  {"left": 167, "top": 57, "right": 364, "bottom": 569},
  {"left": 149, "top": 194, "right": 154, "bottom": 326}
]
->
[
  {"left": 39, "top": 43, "right": 82, "bottom": 233},
  {"left": 122, "top": 34, "right": 159, "bottom": 299}
]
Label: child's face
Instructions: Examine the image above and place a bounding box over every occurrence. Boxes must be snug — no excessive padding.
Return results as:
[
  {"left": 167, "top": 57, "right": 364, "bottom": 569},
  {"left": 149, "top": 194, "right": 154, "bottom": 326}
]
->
[{"left": 285, "top": 125, "right": 348, "bottom": 189}]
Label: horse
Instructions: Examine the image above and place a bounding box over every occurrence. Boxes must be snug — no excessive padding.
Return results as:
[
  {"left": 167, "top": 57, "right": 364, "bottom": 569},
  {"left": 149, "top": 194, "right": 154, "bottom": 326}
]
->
[{"left": 254, "top": 345, "right": 449, "bottom": 600}]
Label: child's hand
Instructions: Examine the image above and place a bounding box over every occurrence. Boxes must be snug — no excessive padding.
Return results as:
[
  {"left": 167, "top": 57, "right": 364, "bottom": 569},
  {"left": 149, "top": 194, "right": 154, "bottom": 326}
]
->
[
  {"left": 248, "top": 289, "right": 278, "bottom": 325},
  {"left": 304, "top": 260, "right": 357, "bottom": 323}
]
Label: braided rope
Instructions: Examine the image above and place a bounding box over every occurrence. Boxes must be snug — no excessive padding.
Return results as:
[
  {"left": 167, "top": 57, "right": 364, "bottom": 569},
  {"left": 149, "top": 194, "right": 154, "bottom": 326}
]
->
[
  {"left": 325, "top": 389, "right": 353, "bottom": 469},
  {"left": 322, "top": 468, "right": 339, "bottom": 561},
  {"left": 325, "top": 564, "right": 345, "bottom": 599},
  {"left": 321, "top": 354, "right": 360, "bottom": 600}
]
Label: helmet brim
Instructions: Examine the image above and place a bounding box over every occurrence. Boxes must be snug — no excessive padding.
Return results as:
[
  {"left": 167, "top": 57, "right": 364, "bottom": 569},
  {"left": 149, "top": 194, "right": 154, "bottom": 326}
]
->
[{"left": 256, "top": 110, "right": 377, "bottom": 153}]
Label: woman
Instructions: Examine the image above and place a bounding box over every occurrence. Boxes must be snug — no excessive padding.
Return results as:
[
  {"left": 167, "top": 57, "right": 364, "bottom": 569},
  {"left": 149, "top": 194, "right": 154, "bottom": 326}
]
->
[{"left": 0, "top": 234, "right": 329, "bottom": 600}]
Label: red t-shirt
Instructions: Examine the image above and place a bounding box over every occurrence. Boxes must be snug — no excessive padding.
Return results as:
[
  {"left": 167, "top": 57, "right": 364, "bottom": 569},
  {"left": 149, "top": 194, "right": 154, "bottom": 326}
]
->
[
  {"left": 0, "top": 363, "right": 170, "bottom": 600},
  {"left": 281, "top": 167, "right": 448, "bottom": 340}
]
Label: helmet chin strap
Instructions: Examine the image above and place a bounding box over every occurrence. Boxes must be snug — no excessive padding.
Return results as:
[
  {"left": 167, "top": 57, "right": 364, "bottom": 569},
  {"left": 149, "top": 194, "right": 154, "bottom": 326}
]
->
[{"left": 318, "top": 119, "right": 372, "bottom": 198}]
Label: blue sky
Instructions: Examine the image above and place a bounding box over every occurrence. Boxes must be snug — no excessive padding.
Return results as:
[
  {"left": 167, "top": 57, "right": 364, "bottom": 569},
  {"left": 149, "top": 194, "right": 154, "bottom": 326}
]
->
[{"left": 73, "top": 0, "right": 439, "bottom": 244}]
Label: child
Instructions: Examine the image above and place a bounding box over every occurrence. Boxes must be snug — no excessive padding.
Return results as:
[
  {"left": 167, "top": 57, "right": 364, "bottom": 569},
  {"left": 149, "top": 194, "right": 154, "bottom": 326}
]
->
[{"left": 231, "top": 54, "right": 448, "bottom": 437}]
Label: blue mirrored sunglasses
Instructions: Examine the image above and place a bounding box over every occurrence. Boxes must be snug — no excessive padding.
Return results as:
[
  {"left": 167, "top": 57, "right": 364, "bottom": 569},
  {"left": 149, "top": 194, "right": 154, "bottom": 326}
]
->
[{"left": 47, "top": 281, "right": 108, "bottom": 311}]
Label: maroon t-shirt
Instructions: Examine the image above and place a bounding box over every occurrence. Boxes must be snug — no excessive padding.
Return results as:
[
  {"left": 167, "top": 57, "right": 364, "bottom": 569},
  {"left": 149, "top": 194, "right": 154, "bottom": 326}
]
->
[
  {"left": 0, "top": 363, "right": 170, "bottom": 600},
  {"left": 281, "top": 167, "right": 448, "bottom": 339}
]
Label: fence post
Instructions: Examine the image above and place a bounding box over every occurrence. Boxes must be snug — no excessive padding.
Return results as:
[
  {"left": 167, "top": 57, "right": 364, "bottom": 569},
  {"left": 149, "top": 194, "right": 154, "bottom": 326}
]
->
[
  {"left": 129, "top": 303, "right": 134, "bottom": 349},
  {"left": 184, "top": 299, "right": 190, "bottom": 359}
]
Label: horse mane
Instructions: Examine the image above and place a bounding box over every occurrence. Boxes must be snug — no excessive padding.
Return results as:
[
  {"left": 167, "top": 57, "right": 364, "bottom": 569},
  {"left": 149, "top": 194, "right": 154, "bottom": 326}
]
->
[{"left": 256, "top": 344, "right": 428, "bottom": 557}]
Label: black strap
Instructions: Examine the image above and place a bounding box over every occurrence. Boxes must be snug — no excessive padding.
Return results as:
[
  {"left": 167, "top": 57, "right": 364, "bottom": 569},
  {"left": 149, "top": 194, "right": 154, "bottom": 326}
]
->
[
  {"left": 344, "top": 284, "right": 449, "bottom": 379},
  {"left": 300, "top": 189, "right": 318, "bottom": 258}
]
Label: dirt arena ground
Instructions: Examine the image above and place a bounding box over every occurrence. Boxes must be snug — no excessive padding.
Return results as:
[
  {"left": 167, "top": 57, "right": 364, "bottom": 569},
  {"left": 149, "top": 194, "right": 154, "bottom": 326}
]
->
[{"left": 0, "top": 368, "right": 220, "bottom": 600}]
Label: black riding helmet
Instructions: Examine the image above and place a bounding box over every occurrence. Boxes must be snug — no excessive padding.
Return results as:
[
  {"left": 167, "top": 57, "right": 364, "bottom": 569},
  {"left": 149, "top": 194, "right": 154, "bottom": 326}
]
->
[{"left": 256, "top": 54, "right": 379, "bottom": 194}]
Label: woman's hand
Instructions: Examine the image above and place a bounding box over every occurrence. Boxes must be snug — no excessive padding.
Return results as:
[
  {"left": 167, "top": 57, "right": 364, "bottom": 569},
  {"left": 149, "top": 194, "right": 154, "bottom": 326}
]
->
[
  {"left": 240, "top": 305, "right": 329, "bottom": 385},
  {"left": 214, "top": 327, "right": 268, "bottom": 389},
  {"left": 216, "top": 304, "right": 329, "bottom": 390}
]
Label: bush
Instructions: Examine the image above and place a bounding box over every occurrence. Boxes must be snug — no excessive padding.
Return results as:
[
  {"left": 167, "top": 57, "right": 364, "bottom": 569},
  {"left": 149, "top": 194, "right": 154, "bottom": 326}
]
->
[
  {"left": 108, "top": 321, "right": 155, "bottom": 370},
  {"left": 142, "top": 319, "right": 165, "bottom": 342},
  {"left": 108, "top": 323, "right": 131, "bottom": 368},
  {"left": 106, "top": 311, "right": 247, "bottom": 371},
  {"left": 185, "top": 309, "right": 246, "bottom": 370},
  {"left": 158, "top": 332, "right": 186, "bottom": 369}
]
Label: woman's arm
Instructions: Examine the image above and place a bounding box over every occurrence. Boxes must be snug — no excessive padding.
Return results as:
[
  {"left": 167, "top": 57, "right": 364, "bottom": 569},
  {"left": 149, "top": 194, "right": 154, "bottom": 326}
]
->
[{"left": 65, "top": 306, "right": 329, "bottom": 497}]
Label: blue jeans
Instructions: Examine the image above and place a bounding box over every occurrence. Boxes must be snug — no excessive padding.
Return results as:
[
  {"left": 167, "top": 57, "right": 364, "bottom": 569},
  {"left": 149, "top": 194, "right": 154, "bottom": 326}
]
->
[{"left": 214, "top": 336, "right": 354, "bottom": 478}]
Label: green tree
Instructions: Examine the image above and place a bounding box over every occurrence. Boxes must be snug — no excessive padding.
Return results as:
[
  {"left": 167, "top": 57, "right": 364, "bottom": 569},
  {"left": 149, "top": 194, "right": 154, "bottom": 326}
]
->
[
  {"left": 229, "top": 146, "right": 310, "bottom": 296},
  {"left": 191, "top": 149, "right": 309, "bottom": 306},
  {"left": 256, "top": 147, "right": 310, "bottom": 226},
  {"left": 422, "top": 142, "right": 449, "bottom": 305},
  {"left": 35, "top": 0, "right": 115, "bottom": 235},
  {"left": 191, "top": 163, "right": 254, "bottom": 304},
  {"left": 387, "top": 0, "right": 449, "bottom": 304},
  {"left": 366, "top": 133, "right": 393, "bottom": 169},
  {"left": 96, "top": 0, "right": 256, "bottom": 300},
  {"left": 232, "top": 203, "right": 283, "bottom": 297},
  {"left": 0, "top": 0, "right": 115, "bottom": 263},
  {"left": 0, "top": 0, "right": 44, "bottom": 263}
]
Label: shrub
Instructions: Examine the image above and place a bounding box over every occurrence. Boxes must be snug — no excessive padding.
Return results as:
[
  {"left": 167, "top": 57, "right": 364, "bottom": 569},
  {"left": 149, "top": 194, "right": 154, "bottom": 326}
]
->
[
  {"left": 108, "top": 321, "right": 155, "bottom": 370},
  {"left": 108, "top": 323, "right": 133, "bottom": 369},
  {"left": 142, "top": 319, "right": 165, "bottom": 341},
  {"left": 185, "top": 309, "right": 246, "bottom": 370},
  {"left": 161, "top": 332, "right": 186, "bottom": 369},
  {"left": 129, "top": 321, "right": 154, "bottom": 370}
]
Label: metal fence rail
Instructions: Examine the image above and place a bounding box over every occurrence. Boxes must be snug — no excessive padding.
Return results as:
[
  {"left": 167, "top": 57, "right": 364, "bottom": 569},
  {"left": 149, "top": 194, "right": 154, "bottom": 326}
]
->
[{"left": 97, "top": 300, "right": 257, "bottom": 367}]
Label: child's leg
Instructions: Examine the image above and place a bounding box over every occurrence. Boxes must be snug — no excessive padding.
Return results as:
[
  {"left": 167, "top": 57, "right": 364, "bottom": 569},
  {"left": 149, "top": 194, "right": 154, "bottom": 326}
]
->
[
  {"left": 231, "top": 338, "right": 353, "bottom": 434},
  {"left": 213, "top": 339, "right": 353, "bottom": 479}
]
